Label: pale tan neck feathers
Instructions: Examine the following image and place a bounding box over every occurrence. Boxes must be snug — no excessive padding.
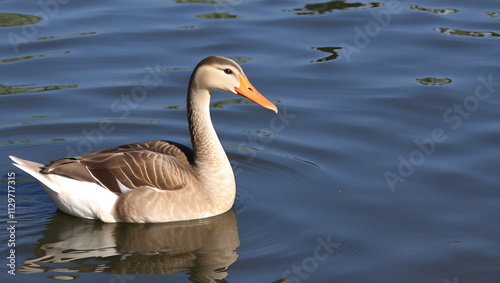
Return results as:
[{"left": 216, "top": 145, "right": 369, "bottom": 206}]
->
[{"left": 187, "top": 79, "right": 235, "bottom": 211}]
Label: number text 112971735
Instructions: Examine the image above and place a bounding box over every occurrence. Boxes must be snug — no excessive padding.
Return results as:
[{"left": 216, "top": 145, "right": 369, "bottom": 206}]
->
[{"left": 7, "top": 172, "right": 16, "bottom": 276}]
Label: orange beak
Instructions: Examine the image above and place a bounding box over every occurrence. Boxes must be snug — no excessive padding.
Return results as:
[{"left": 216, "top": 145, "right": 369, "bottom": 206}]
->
[{"left": 235, "top": 74, "right": 278, "bottom": 113}]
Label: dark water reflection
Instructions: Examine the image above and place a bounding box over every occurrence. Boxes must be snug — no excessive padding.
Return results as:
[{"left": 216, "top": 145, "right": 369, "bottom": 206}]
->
[
  {"left": 310, "top": 46, "right": 344, "bottom": 62},
  {"left": 433, "top": 27, "right": 500, "bottom": 38},
  {"left": 0, "top": 13, "right": 42, "bottom": 27},
  {"left": 416, "top": 77, "right": 453, "bottom": 86},
  {"left": 1, "top": 51, "right": 71, "bottom": 64},
  {"left": 410, "top": 4, "right": 460, "bottom": 15},
  {"left": 196, "top": 12, "right": 242, "bottom": 20},
  {"left": 0, "top": 83, "right": 77, "bottom": 95},
  {"left": 23, "top": 210, "right": 239, "bottom": 282},
  {"left": 284, "top": 0, "right": 381, "bottom": 15}
]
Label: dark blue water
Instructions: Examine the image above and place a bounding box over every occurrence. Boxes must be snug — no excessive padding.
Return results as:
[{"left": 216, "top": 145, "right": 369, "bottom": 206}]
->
[{"left": 1, "top": 0, "right": 500, "bottom": 282}]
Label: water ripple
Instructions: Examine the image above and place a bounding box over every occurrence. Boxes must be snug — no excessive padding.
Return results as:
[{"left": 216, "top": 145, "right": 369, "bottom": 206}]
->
[
  {"left": 416, "top": 77, "right": 453, "bottom": 86},
  {"left": 36, "top": 31, "right": 97, "bottom": 41},
  {"left": 0, "top": 83, "right": 77, "bottom": 95},
  {"left": 197, "top": 12, "right": 242, "bottom": 19},
  {"left": 433, "top": 27, "right": 500, "bottom": 38},
  {"left": 0, "top": 51, "right": 71, "bottom": 64},
  {"left": 311, "top": 46, "right": 344, "bottom": 62},
  {"left": 0, "top": 13, "right": 42, "bottom": 27},
  {"left": 410, "top": 4, "right": 460, "bottom": 15},
  {"left": 485, "top": 11, "right": 500, "bottom": 18},
  {"left": 284, "top": 0, "right": 383, "bottom": 15}
]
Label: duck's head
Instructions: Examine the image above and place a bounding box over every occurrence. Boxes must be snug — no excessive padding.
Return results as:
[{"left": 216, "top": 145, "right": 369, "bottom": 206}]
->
[{"left": 189, "top": 56, "right": 278, "bottom": 113}]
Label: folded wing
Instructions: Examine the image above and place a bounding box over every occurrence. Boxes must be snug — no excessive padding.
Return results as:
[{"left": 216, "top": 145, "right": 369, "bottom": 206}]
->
[{"left": 42, "top": 140, "right": 196, "bottom": 193}]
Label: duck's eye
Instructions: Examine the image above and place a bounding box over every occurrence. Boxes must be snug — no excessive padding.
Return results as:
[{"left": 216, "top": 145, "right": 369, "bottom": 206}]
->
[{"left": 224, "top": 69, "right": 233, "bottom": 75}]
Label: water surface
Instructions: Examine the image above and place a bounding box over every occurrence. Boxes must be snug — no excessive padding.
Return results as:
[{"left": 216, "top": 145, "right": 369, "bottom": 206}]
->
[{"left": 1, "top": 0, "right": 499, "bottom": 282}]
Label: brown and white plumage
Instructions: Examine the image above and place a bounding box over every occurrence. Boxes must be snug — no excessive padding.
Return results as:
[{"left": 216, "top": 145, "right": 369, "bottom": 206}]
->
[{"left": 10, "top": 56, "right": 277, "bottom": 223}]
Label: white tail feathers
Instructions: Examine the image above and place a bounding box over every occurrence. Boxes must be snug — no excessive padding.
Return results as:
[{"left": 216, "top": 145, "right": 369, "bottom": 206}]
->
[
  {"left": 10, "top": 156, "right": 60, "bottom": 193},
  {"left": 9, "top": 156, "right": 118, "bottom": 222}
]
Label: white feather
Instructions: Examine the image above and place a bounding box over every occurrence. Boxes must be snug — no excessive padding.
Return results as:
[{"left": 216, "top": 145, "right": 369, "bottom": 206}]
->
[
  {"left": 10, "top": 156, "right": 119, "bottom": 223},
  {"left": 115, "top": 178, "right": 160, "bottom": 193},
  {"left": 116, "top": 179, "right": 133, "bottom": 193}
]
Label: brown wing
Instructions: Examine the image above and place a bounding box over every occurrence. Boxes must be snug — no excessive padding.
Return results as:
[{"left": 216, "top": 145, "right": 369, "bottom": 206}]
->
[{"left": 41, "top": 140, "right": 196, "bottom": 193}]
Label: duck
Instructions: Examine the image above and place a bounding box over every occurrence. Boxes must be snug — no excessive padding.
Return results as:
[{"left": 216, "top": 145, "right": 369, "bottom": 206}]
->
[{"left": 10, "top": 56, "right": 277, "bottom": 223}]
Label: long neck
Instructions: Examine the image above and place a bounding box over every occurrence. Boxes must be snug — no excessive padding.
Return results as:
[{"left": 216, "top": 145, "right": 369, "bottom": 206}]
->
[
  {"left": 186, "top": 86, "right": 235, "bottom": 209},
  {"left": 187, "top": 88, "right": 225, "bottom": 165}
]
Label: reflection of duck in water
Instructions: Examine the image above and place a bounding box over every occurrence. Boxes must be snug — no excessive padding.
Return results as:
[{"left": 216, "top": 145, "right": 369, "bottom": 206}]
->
[
  {"left": 22, "top": 209, "right": 240, "bottom": 281},
  {"left": 10, "top": 56, "right": 277, "bottom": 223}
]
